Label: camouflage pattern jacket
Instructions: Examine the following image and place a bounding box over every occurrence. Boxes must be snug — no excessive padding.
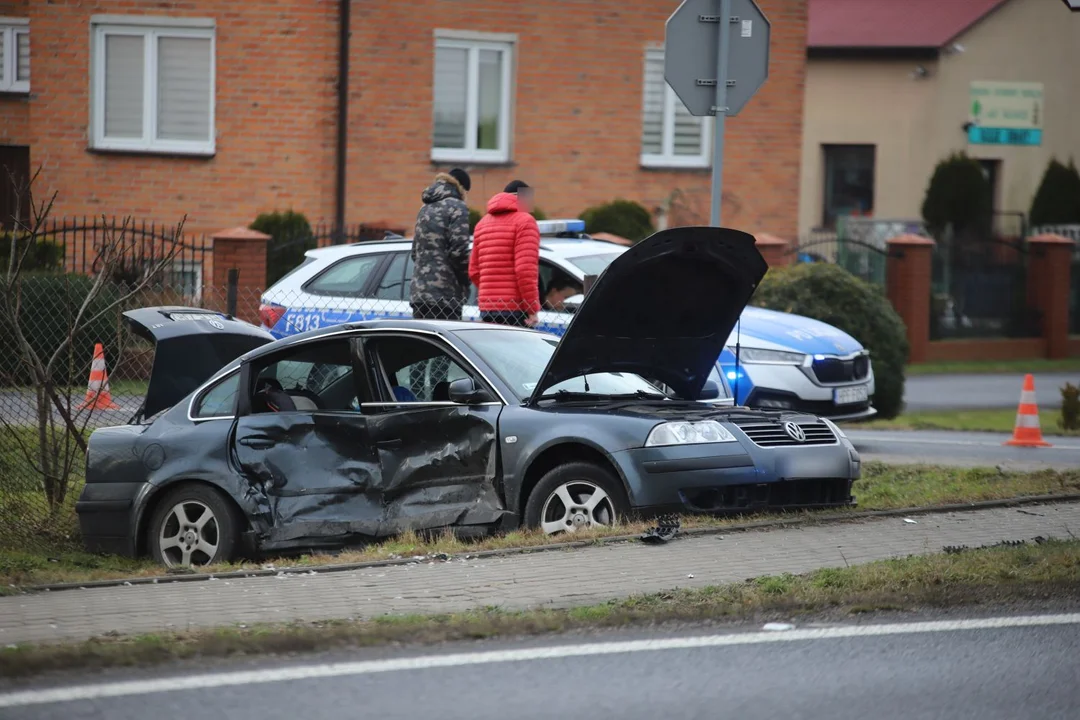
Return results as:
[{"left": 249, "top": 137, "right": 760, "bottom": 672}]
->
[{"left": 410, "top": 174, "right": 471, "bottom": 310}]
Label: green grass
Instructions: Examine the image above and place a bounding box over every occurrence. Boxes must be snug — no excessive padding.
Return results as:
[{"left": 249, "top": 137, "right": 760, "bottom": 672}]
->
[
  {"left": 2, "top": 539, "right": 1077, "bottom": 678},
  {"left": 2, "top": 463, "right": 1079, "bottom": 592},
  {"left": 858, "top": 409, "right": 1080, "bottom": 437},
  {"left": 906, "top": 358, "right": 1080, "bottom": 376}
]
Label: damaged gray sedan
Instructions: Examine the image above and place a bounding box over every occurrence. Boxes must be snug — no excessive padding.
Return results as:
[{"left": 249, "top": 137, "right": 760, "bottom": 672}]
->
[{"left": 76, "top": 226, "right": 861, "bottom": 567}]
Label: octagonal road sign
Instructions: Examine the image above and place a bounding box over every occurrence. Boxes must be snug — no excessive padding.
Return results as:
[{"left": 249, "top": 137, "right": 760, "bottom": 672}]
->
[{"left": 664, "top": 0, "right": 771, "bottom": 117}]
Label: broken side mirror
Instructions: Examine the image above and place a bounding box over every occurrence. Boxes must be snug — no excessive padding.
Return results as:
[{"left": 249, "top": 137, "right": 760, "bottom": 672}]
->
[
  {"left": 698, "top": 380, "right": 721, "bottom": 401},
  {"left": 448, "top": 377, "right": 494, "bottom": 405}
]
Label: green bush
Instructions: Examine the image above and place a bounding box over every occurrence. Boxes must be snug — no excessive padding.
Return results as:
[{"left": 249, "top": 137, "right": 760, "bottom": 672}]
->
[
  {"left": 920, "top": 152, "right": 991, "bottom": 238},
  {"left": 579, "top": 199, "right": 654, "bottom": 242},
  {"left": 1061, "top": 383, "right": 1080, "bottom": 432},
  {"left": 251, "top": 210, "right": 314, "bottom": 286},
  {"left": 750, "top": 263, "right": 909, "bottom": 419},
  {"left": 0, "top": 273, "right": 124, "bottom": 388},
  {"left": 1029, "top": 159, "right": 1080, "bottom": 229},
  {"left": 0, "top": 235, "right": 64, "bottom": 273}
]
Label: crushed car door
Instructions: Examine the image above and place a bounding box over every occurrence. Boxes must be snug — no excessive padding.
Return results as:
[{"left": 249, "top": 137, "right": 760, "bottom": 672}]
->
[
  {"left": 357, "top": 331, "right": 506, "bottom": 536},
  {"left": 231, "top": 335, "right": 385, "bottom": 546}
]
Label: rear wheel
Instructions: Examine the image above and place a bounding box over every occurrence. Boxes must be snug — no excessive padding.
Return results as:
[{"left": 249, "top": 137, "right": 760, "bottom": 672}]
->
[
  {"left": 148, "top": 484, "right": 239, "bottom": 568},
  {"left": 524, "top": 462, "right": 628, "bottom": 535}
]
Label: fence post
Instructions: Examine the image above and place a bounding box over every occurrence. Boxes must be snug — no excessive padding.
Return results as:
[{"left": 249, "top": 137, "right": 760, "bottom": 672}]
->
[
  {"left": 226, "top": 268, "right": 240, "bottom": 318},
  {"left": 754, "top": 234, "right": 790, "bottom": 269},
  {"left": 885, "top": 234, "right": 935, "bottom": 364},
  {"left": 583, "top": 274, "right": 598, "bottom": 295},
  {"left": 1026, "top": 234, "right": 1075, "bottom": 359},
  {"left": 211, "top": 227, "right": 270, "bottom": 324}
]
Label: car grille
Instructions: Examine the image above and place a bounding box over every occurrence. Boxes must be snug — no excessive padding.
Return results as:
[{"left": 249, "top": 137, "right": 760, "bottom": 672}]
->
[
  {"left": 732, "top": 419, "right": 837, "bottom": 447},
  {"left": 681, "top": 478, "right": 854, "bottom": 512},
  {"left": 811, "top": 354, "right": 870, "bottom": 384}
]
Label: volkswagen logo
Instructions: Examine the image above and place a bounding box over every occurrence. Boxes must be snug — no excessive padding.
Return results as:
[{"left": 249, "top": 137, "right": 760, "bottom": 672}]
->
[
  {"left": 208, "top": 319, "right": 225, "bottom": 330},
  {"left": 783, "top": 421, "right": 806, "bottom": 442}
]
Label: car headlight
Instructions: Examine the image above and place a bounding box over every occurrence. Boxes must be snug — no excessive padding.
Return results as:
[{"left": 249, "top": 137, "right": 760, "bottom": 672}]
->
[
  {"left": 822, "top": 417, "right": 847, "bottom": 439},
  {"left": 729, "top": 347, "right": 808, "bottom": 365},
  {"left": 645, "top": 420, "right": 737, "bottom": 447}
]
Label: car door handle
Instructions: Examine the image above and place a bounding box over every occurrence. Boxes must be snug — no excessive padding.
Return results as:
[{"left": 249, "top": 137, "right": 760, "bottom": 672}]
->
[
  {"left": 376, "top": 438, "right": 402, "bottom": 448},
  {"left": 238, "top": 437, "right": 275, "bottom": 449}
]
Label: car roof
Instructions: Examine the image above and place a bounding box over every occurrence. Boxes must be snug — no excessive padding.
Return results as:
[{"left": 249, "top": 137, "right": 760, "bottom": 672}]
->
[{"left": 299, "top": 235, "right": 624, "bottom": 264}]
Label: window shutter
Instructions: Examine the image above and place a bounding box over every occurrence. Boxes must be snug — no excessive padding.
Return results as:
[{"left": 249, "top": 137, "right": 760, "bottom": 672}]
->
[
  {"left": 15, "top": 30, "right": 28, "bottom": 82},
  {"left": 640, "top": 50, "right": 664, "bottom": 155},
  {"left": 433, "top": 45, "right": 468, "bottom": 149},
  {"left": 672, "top": 93, "right": 704, "bottom": 156},
  {"left": 156, "top": 36, "right": 212, "bottom": 142},
  {"left": 103, "top": 34, "right": 145, "bottom": 139}
]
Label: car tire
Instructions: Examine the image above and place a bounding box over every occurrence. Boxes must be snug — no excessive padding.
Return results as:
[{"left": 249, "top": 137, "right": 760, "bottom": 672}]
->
[
  {"left": 148, "top": 484, "right": 240, "bottom": 568},
  {"left": 524, "top": 461, "right": 629, "bottom": 536}
]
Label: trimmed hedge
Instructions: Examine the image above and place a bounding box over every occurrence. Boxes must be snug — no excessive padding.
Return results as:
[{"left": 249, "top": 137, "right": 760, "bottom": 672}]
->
[
  {"left": 921, "top": 152, "right": 991, "bottom": 238},
  {"left": 579, "top": 199, "right": 654, "bottom": 242},
  {"left": 750, "top": 263, "right": 909, "bottom": 419},
  {"left": 251, "top": 210, "right": 315, "bottom": 286},
  {"left": 1029, "top": 158, "right": 1080, "bottom": 229},
  {"left": 0, "top": 236, "right": 65, "bottom": 273}
]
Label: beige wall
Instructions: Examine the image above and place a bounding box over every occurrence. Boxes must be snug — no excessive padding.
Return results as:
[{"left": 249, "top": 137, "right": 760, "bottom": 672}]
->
[{"left": 799, "top": 0, "right": 1080, "bottom": 237}]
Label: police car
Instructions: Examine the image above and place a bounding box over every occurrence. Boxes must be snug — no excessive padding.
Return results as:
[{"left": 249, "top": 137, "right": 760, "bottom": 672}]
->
[{"left": 259, "top": 219, "right": 876, "bottom": 420}]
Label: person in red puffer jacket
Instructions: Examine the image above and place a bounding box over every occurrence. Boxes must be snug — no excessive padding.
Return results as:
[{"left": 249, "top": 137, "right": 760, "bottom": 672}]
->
[{"left": 470, "top": 180, "right": 541, "bottom": 327}]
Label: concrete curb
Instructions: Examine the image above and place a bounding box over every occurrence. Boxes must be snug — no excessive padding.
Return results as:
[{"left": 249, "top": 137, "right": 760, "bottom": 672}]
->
[{"left": 18, "top": 493, "right": 1080, "bottom": 595}]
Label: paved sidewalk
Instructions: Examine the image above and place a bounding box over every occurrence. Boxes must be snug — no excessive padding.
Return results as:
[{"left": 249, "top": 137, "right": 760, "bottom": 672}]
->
[{"left": 2, "top": 503, "right": 1078, "bottom": 646}]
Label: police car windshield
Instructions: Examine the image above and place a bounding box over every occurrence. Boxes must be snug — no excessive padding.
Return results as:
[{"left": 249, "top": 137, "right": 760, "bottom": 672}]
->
[
  {"left": 455, "top": 329, "right": 663, "bottom": 403},
  {"left": 565, "top": 252, "right": 621, "bottom": 277}
]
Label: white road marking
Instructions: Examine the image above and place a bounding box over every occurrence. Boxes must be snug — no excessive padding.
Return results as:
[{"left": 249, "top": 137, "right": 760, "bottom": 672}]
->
[{"left": 2, "top": 613, "right": 1079, "bottom": 708}]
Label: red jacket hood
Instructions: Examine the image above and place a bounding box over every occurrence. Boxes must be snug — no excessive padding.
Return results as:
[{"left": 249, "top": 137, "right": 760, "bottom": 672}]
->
[{"left": 486, "top": 192, "right": 521, "bottom": 215}]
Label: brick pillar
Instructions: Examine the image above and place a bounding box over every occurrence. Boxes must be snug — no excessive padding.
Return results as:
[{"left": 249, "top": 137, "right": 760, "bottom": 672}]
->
[
  {"left": 886, "top": 234, "right": 935, "bottom": 364},
  {"left": 754, "top": 233, "right": 791, "bottom": 269},
  {"left": 211, "top": 227, "right": 269, "bottom": 325},
  {"left": 1026, "top": 234, "right": 1075, "bottom": 359}
]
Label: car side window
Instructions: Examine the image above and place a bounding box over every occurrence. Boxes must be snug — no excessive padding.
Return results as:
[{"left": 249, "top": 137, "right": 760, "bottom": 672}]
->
[
  {"left": 369, "top": 335, "right": 476, "bottom": 405},
  {"left": 305, "top": 254, "right": 384, "bottom": 297},
  {"left": 539, "top": 260, "right": 583, "bottom": 312},
  {"left": 251, "top": 339, "right": 360, "bottom": 413},
  {"left": 375, "top": 252, "right": 408, "bottom": 300},
  {"left": 402, "top": 253, "right": 414, "bottom": 302},
  {"left": 193, "top": 371, "right": 240, "bottom": 418}
]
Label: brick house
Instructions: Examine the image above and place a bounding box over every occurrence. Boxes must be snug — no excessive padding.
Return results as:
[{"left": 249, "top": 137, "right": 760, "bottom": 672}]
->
[{"left": 1, "top": 0, "right": 808, "bottom": 278}]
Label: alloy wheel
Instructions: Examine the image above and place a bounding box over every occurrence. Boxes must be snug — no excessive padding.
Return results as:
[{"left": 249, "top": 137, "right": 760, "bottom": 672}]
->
[{"left": 539, "top": 480, "right": 617, "bottom": 535}]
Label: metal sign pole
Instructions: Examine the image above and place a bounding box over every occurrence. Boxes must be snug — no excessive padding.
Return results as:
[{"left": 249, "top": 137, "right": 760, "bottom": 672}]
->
[{"left": 709, "top": 0, "right": 732, "bottom": 227}]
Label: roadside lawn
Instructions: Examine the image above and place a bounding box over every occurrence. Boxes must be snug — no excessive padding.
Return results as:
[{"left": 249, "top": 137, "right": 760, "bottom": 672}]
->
[
  {"left": 905, "top": 358, "right": 1080, "bottom": 376},
  {"left": 2, "top": 463, "right": 1079, "bottom": 592},
  {"left": 2, "top": 538, "right": 1077, "bottom": 678},
  {"left": 857, "top": 409, "right": 1079, "bottom": 437}
]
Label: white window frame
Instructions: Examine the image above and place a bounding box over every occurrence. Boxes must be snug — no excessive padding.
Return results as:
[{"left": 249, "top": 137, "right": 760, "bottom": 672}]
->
[
  {"left": 89, "top": 16, "right": 216, "bottom": 155},
  {"left": 167, "top": 260, "right": 203, "bottom": 303},
  {"left": 431, "top": 33, "right": 514, "bottom": 164},
  {"left": 640, "top": 49, "right": 711, "bottom": 169},
  {"left": 0, "top": 18, "right": 30, "bottom": 93}
]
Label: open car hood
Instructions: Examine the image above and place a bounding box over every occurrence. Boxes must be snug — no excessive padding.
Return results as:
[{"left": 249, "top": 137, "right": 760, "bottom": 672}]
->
[
  {"left": 123, "top": 306, "right": 274, "bottom": 417},
  {"left": 528, "top": 226, "right": 768, "bottom": 403}
]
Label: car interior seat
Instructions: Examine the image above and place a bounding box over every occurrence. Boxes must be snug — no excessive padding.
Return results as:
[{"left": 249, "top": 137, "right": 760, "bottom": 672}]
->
[
  {"left": 286, "top": 387, "right": 323, "bottom": 411},
  {"left": 253, "top": 377, "right": 297, "bottom": 413},
  {"left": 392, "top": 385, "right": 417, "bottom": 403}
]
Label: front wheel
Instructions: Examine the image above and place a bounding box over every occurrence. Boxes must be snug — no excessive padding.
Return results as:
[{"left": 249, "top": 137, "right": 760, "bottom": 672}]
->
[
  {"left": 524, "top": 462, "right": 628, "bottom": 536},
  {"left": 148, "top": 484, "right": 240, "bottom": 568}
]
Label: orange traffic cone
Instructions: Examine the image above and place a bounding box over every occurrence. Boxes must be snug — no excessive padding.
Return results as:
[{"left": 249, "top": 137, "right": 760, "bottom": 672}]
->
[
  {"left": 76, "top": 343, "right": 121, "bottom": 411},
  {"left": 1004, "top": 374, "right": 1051, "bottom": 448}
]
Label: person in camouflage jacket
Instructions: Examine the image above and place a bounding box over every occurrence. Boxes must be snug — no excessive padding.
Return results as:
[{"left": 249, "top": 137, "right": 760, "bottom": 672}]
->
[{"left": 410, "top": 168, "right": 472, "bottom": 320}]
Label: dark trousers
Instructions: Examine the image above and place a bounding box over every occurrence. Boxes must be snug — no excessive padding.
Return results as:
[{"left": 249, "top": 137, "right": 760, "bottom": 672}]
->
[
  {"left": 411, "top": 302, "right": 461, "bottom": 321},
  {"left": 481, "top": 310, "right": 529, "bottom": 327}
]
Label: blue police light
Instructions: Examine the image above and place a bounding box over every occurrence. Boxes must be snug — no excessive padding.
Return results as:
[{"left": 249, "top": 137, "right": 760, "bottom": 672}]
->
[{"left": 536, "top": 219, "right": 587, "bottom": 235}]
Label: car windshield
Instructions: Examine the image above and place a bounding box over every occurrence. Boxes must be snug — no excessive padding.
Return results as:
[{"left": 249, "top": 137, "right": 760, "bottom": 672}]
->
[
  {"left": 455, "top": 329, "right": 665, "bottom": 402},
  {"left": 565, "top": 252, "right": 622, "bottom": 277}
]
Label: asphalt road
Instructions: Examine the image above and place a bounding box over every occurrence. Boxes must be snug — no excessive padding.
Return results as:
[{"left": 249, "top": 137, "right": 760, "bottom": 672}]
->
[
  {"left": 904, "top": 372, "right": 1074, "bottom": 411},
  {"left": 848, "top": 428, "right": 1080, "bottom": 471},
  {"left": 3, "top": 613, "right": 1078, "bottom": 720}
]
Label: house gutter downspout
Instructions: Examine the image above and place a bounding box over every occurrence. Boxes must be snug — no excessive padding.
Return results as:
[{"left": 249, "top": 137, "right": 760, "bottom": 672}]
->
[{"left": 334, "top": 0, "right": 351, "bottom": 244}]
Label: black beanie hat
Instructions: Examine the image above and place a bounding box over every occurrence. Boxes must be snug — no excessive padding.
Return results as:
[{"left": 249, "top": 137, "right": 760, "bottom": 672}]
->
[
  {"left": 448, "top": 168, "right": 471, "bottom": 192},
  {"left": 504, "top": 179, "right": 530, "bottom": 194}
]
